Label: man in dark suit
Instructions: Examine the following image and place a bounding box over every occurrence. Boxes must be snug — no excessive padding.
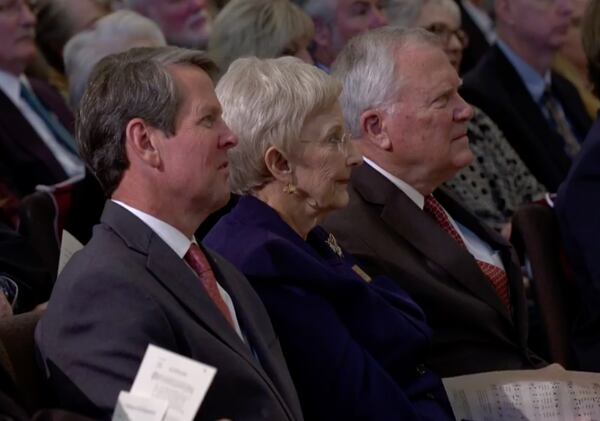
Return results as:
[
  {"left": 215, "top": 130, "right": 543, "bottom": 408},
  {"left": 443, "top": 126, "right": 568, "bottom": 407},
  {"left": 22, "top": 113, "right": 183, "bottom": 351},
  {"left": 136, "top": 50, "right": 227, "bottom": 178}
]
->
[
  {"left": 35, "top": 47, "right": 303, "bottom": 421},
  {"left": 324, "top": 27, "right": 543, "bottom": 377},
  {"left": 460, "top": 0, "right": 592, "bottom": 192},
  {"left": 0, "top": 0, "right": 85, "bottom": 197}
]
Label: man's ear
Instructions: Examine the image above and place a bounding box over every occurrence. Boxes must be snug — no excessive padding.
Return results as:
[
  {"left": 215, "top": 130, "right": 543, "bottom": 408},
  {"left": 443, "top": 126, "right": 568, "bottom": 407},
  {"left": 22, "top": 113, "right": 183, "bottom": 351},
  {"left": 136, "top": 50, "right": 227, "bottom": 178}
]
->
[
  {"left": 360, "top": 109, "right": 392, "bottom": 151},
  {"left": 264, "top": 146, "right": 292, "bottom": 183},
  {"left": 124, "top": 118, "right": 162, "bottom": 168}
]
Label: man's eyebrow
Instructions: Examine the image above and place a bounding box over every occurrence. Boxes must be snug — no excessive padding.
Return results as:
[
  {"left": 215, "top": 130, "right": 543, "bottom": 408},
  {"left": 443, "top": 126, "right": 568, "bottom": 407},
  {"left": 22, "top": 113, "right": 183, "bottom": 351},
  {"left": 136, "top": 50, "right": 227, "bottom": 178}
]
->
[{"left": 195, "top": 104, "right": 221, "bottom": 116}]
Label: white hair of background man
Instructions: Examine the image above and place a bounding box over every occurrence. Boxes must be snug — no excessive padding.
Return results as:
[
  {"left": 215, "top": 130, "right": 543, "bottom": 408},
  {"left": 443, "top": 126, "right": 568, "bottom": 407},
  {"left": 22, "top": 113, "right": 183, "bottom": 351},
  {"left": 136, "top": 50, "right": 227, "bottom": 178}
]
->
[
  {"left": 332, "top": 26, "right": 441, "bottom": 137},
  {"left": 63, "top": 10, "right": 166, "bottom": 108}
]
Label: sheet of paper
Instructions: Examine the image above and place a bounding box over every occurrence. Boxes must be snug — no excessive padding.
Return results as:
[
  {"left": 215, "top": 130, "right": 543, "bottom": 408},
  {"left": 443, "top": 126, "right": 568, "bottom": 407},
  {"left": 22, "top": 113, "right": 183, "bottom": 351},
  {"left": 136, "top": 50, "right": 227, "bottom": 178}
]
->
[
  {"left": 57, "top": 230, "right": 84, "bottom": 276},
  {"left": 442, "top": 364, "right": 600, "bottom": 420},
  {"left": 112, "top": 391, "right": 168, "bottom": 421},
  {"left": 130, "top": 344, "right": 217, "bottom": 421}
]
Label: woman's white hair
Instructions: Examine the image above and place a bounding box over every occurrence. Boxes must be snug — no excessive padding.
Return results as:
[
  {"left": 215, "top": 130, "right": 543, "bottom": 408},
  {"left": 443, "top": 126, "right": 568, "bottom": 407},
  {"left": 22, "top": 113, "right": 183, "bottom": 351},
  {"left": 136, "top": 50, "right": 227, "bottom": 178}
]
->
[
  {"left": 216, "top": 56, "right": 341, "bottom": 194},
  {"left": 332, "top": 27, "right": 440, "bottom": 137},
  {"left": 63, "top": 10, "right": 166, "bottom": 108},
  {"left": 208, "top": 0, "right": 314, "bottom": 76}
]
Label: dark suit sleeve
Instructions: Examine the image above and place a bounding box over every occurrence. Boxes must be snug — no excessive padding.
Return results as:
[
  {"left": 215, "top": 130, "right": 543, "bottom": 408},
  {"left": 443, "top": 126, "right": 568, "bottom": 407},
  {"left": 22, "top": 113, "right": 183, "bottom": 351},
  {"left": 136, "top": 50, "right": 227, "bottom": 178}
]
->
[
  {"left": 0, "top": 222, "right": 52, "bottom": 312},
  {"left": 555, "top": 120, "right": 600, "bottom": 369},
  {"left": 36, "top": 262, "right": 177, "bottom": 419},
  {"left": 256, "top": 285, "right": 421, "bottom": 421}
]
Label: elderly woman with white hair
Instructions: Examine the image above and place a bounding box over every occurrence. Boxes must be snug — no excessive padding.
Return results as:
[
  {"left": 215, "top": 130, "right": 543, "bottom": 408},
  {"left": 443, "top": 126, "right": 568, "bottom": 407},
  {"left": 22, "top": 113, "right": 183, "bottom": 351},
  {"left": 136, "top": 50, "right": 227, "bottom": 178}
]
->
[
  {"left": 384, "top": 0, "right": 546, "bottom": 234},
  {"left": 63, "top": 10, "right": 166, "bottom": 108},
  {"left": 204, "top": 56, "right": 454, "bottom": 421},
  {"left": 208, "top": 0, "right": 314, "bottom": 75}
]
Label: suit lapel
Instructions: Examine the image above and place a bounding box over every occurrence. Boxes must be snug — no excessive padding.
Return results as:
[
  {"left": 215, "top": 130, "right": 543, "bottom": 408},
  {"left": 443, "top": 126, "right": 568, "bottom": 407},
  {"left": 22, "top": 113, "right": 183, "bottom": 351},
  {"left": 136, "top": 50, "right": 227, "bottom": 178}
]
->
[
  {"left": 353, "top": 165, "right": 512, "bottom": 321},
  {"left": 490, "top": 47, "right": 572, "bottom": 169},
  {"left": 101, "top": 202, "right": 260, "bottom": 369},
  {"left": 207, "top": 251, "right": 298, "bottom": 421},
  {"left": 0, "top": 89, "right": 66, "bottom": 182}
]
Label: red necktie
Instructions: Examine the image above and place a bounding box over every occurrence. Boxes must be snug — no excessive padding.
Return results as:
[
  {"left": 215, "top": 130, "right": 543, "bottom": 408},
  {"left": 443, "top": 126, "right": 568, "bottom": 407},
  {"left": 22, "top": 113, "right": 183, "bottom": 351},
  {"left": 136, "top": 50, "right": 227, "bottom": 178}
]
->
[
  {"left": 184, "top": 243, "right": 235, "bottom": 327},
  {"left": 424, "top": 195, "right": 511, "bottom": 311}
]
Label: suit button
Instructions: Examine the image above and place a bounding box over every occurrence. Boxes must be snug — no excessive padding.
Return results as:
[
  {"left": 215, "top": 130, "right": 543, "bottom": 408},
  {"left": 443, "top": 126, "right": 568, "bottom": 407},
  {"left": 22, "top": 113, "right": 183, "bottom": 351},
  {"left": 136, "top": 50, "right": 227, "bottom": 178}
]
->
[
  {"left": 425, "top": 393, "right": 436, "bottom": 400},
  {"left": 416, "top": 364, "right": 427, "bottom": 375}
]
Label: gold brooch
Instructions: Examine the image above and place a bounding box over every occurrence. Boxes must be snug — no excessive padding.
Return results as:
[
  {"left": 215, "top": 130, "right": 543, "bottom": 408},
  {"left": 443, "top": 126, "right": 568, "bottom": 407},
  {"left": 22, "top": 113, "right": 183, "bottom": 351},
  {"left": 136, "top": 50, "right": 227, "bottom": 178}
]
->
[{"left": 326, "top": 233, "right": 343, "bottom": 257}]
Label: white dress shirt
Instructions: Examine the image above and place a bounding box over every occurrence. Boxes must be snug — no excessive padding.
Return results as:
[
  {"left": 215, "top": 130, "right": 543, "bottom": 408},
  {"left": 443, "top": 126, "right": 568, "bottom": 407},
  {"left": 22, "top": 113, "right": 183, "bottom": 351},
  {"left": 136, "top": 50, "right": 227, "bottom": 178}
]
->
[
  {"left": 364, "top": 158, "right": 505, "bottom": 270},
  {"left": 113, "top": 200, "right": 244, "bottom": 340},
  {"left": 0, "top": 70, "right": 84, "bottom": 178}
]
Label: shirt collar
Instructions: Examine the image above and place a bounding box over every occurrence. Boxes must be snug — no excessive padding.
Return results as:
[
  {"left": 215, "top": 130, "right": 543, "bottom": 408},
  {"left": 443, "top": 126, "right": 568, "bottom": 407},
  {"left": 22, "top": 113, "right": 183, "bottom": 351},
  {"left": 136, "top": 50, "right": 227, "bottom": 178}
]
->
[
  {"left": 0, "top": 70, "right": 26, "bottom": 106},
  {"left": 497, "top": 39, "right": 551, "bottom": 102},
  {"left": 112, "top": 200, "right": 194, "bottom": 258},
  {"left": 363, "top": 157, "right": 425, "bottom": 209}
]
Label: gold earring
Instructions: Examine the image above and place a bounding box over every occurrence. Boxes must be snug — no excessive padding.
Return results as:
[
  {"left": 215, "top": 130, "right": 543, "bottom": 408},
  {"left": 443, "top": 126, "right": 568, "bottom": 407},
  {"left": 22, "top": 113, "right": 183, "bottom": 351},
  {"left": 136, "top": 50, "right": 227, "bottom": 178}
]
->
[{"left": 283, "top": 183, "right": 297, "bottom": 194}]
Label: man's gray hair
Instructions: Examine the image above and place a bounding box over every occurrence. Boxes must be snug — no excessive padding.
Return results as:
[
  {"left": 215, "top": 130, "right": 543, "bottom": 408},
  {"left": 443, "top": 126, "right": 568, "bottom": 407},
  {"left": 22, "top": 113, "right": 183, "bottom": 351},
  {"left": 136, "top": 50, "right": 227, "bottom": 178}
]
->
[
  {"left": 332, "top": 26, "right": 440, "bottom": 137},
  {"left": 216, "top": 56, "right": 341, "bottom": 194},
  {"left": 64, "top": 10, "right": 166, "bottom": 108},
  {"left": 208, "top": 0, "right": 314, "bottom": 75},
  {"left": 77, "top": 46, "right": 217, "bottom": 196}
]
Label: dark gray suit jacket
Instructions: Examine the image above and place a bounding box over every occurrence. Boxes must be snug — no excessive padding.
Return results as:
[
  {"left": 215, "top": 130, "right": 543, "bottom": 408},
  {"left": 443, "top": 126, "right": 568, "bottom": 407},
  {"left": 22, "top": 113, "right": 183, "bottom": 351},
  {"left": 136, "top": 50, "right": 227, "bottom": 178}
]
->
[
  {"left": 323, "top": 164, "right": 543, "bottom": 377},
  {"left": 35, "top": 201, "right": 303, "bottom": 421}
]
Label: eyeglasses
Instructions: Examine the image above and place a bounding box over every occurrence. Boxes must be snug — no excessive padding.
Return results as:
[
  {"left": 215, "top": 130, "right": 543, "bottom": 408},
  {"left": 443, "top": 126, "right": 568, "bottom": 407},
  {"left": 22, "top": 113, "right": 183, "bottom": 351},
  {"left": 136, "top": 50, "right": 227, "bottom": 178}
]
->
[
  {"left": 300, "top": 132, "right": 353, "bottom": 152},
  {"left": 424, "top": 23, "right": 469, "bottom": 48}
]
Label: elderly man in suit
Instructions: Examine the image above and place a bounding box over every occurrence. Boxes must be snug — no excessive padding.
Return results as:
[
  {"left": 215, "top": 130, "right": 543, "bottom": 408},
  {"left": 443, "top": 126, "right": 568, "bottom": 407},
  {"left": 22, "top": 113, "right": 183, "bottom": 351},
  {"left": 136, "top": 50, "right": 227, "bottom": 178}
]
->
[
  {"left": 323, "top": 27, "right": 543, "bottom": 377},
  {"left": 35, "top": 46, "right": 303, "bottom": 421},
  {"left": 0, "top": 0, "right": 85, "bottom": 197},
  {"left": 460, "top": 0, "right": 591, "bottom": 191},
  {"left": 296, "top": 0, "right": 388, "bottom": 72}
]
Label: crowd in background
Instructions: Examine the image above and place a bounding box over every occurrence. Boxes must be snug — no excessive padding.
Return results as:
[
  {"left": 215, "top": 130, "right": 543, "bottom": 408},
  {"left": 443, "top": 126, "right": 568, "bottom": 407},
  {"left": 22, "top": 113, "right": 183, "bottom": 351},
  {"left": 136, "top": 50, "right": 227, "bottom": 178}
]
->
[{"left": 0, "top": 0, "right": 599, "bottom": 419}]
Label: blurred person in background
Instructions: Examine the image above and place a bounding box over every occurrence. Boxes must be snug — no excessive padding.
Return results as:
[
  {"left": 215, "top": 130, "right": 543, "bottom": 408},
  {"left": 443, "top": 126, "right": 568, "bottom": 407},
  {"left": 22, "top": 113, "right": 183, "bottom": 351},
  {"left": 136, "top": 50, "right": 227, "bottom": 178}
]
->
[
  {"left": 385, "top": 0, "right": 545, "bottom": 232},
  {"left": 0, "top": 0, "right": 85, "bottom": 196},
  {"left": 461, "top": 0, "right": 592, "bottom": 192},
  {"left": 553, "top": 0, "right": 600, "bottom": 119},
  {"left": 117, "top": 0, "right": 215, "bottom": 49},
  {"left": 455, "top": 0, "right": 495, "bottom": 74},
  {"left": 30, "top": 0, "right": 109, "bottom": 95},
  {"left": 297, "top": 0, "right": 387, "bottom": 72},
  {"left": 63, "top": 10, "right": 166, "bottom": 109},
  {"left": 208, "top": 0, "right": 314, "bottom": 76}
]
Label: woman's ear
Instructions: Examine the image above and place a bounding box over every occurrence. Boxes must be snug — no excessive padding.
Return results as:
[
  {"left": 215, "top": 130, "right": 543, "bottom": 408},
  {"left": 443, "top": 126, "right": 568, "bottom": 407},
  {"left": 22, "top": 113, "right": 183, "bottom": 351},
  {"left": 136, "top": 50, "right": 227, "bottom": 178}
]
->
[
  {"left": 360, "top": 109, "right": 392, "bottom": 151},
  {"left": 125, "top": 118, "right": 162, "bottom": 168},
  {"left": 264, "top": 146, "right": 293, "bottom": 182}
]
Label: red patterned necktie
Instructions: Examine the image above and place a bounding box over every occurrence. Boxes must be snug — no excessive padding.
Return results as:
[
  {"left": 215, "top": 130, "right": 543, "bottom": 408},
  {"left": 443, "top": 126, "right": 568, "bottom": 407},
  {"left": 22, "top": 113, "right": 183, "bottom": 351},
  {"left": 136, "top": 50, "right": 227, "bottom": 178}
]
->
[
  {"left": 184, "top": 243, "right": 235, "bottom": 327},
  {"left": 424, "top": 195, "right": 511, "bottom": 311}
]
